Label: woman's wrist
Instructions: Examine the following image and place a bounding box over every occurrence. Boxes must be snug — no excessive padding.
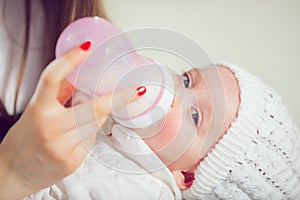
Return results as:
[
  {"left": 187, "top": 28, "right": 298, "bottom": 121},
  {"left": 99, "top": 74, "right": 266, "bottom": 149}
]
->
[
  {"left": 0, "top": 146, "right": 29, "bottom": 199},
  {"left": 0, "top": 172, "right": 23, "bottom": 200},
  {"left": 0, "top": 168, "right": 32, "bottom": 199},
  {"left": 0, "top": 154, "right": 15, "bottom": 199}
]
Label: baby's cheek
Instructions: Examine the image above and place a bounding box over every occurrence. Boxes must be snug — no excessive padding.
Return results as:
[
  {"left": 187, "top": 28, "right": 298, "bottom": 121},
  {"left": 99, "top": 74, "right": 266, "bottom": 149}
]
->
[
  {"left": 154, "top": 108, "right": 183, "bottom": 148},
  {"left": 162, "top": 111, "right": 182, "bottom": 141},
  {"left": 144, "top": 108, "right": 182, "bottom": 151}
]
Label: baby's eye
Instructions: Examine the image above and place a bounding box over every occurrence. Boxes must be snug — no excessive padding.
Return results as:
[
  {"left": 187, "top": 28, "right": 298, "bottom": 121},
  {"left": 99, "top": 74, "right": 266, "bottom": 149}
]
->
[
  {"left": 191, "top": 108, "right": 199, "bottom": 126},
  {"left": 182, "top": 73, "right": 191, "bottom": 88}
]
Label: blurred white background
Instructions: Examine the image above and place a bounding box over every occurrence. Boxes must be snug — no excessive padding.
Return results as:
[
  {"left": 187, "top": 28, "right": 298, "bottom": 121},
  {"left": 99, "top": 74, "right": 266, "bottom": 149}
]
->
[{"left": 103, "top": 0, "right": 300, "bottom": 126}]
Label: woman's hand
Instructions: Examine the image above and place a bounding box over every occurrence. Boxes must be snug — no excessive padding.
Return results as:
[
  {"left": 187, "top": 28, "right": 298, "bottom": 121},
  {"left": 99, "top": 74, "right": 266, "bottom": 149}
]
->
[{"left": 0, "top": 43, "right": 137, "bottom": 199}]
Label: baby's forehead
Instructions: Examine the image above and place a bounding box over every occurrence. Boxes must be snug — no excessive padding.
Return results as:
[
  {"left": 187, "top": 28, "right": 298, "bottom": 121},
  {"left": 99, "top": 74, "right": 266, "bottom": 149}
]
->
[
  {"left": 185, "top": 68, "right": 203, "bottom": 80},
  {"left": 186, "top": 67, "right": 202, "bottom": 73},
  {"left": 186, "top": 66, "right": 221, "bottom": 78}
]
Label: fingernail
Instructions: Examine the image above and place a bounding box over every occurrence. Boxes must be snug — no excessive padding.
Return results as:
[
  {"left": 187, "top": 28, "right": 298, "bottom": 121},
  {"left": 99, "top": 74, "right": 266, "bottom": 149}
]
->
[
  {"left": 80, "top": 41, "right": 91, "bottom": 51},
  {"left": 136, "top": 86, "right": 146, "bottom": 96}
]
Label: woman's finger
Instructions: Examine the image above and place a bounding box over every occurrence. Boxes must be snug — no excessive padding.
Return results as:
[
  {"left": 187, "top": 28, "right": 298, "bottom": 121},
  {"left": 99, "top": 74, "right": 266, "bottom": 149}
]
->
[
  {"left": 57, "top": 120, "right": 98, "bottom": 150},
  {"left": 94, "top": 86, "right": 141, "bottom": 117},
  {"left": 33, "top": 42, "right": 91, "bottom": 104},
  {"left": 55, "top": 87, "right": 139, "bottom": 131},
  {"left": 63, "top": 87, "right": 141, "bottom": 129}
]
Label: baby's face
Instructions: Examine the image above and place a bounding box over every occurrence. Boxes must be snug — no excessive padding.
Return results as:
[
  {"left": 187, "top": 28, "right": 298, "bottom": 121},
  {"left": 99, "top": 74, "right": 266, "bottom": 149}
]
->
[{"left": 138, "top": 68, "right": 214, "bottom": 172}]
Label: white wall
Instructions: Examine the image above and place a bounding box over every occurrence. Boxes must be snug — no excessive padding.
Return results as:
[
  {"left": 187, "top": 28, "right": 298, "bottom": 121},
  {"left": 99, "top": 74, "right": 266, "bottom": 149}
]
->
[{"left": 103, "top": 0, "right": 300, "bottom": 126}]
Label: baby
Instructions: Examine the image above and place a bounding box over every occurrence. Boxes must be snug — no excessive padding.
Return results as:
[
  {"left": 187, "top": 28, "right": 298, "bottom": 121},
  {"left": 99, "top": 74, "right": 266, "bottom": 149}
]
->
[{"left": 26, "top": 62, "right": 300, "bottom": 200}]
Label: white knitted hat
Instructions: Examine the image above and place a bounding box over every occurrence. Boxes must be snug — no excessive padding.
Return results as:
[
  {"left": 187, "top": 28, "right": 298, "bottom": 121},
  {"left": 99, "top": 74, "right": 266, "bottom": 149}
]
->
[{"left": 183, "top": 62, "right": 300, "bottom": 199}]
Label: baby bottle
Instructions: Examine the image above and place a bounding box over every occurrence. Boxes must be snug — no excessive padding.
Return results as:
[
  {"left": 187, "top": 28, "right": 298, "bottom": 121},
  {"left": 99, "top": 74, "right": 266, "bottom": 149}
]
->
[{"left": 55, "top": 17, "right": 174, "bottom": 128}]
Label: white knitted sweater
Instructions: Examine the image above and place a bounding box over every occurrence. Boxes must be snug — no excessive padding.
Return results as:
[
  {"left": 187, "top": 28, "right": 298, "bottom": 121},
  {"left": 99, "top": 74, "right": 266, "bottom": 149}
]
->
[{"left": 183, "top": 62, "right": 300, "bottom": 200}]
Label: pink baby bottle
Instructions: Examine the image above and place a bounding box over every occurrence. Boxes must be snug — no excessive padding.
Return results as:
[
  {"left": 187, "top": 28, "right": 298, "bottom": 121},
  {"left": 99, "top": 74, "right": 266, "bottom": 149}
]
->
[{"left": 55, "top": 17, "right": 174, "bottom": 128}]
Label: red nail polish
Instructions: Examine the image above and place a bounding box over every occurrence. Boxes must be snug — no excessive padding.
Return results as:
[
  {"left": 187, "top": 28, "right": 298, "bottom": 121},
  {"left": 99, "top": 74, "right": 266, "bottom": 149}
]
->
[
  {"left": 80, "top": 41, "right": 91, "bottom": 51},
  {"left": 136, "top": 86, "right": 146, "bottom": 96}
]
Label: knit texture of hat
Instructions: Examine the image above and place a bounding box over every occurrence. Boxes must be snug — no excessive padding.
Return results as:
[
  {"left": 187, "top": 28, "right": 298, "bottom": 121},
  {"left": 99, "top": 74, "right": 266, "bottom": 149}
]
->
[{"left": 183, "top": 62, "right": 300, "bottom": 200}]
